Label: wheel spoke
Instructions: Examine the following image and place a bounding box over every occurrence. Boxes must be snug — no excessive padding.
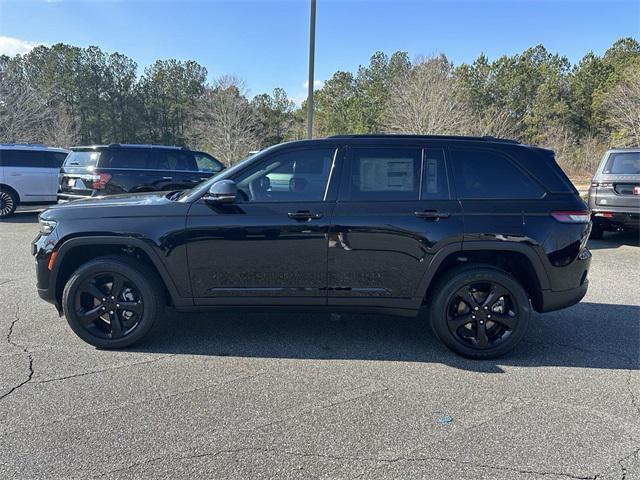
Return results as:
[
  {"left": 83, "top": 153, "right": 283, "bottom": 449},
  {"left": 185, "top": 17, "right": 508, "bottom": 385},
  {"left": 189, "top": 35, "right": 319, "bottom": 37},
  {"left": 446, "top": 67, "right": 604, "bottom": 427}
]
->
[
  {"left": 449, "top": 313, "right": 474, "bottom": 330},
  {"left": 490, "top": 312, "right": 517, "bottom": 330},
  {"left": 82, "top": 283, "right": 106, "bottom": 302},
  {"left": 482, "top": 285, "right": 508, "bottom": 309},
  {"left": 110, "top": 275, "right": 125, "bottom": 298},
  {"left": 78, "top": 306, "right": 103, "bottom": 326},
  {"left": 455, "top": 287, "right": 477, "bottom": 308},
  {"left": 475, "top": 321, "right": 489, "bottom": 348},
  {"left": 117, "top": 301, "right": 142, "bottom": 315},
  {"left": 110, "top": 311, "right": 124, "bottom": 338}
]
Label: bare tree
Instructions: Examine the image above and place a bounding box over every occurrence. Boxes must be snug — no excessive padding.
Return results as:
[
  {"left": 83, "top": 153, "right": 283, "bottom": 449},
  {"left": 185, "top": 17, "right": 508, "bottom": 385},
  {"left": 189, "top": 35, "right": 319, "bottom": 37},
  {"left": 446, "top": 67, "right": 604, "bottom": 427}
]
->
[
  {"left": 188, "top": 75, "right": 259, "bottom": 165},
  {"left": 466, "top": 105, "right": 518, "bottom": 139},
  {"left": 385, "top": 55, "right": 469, "bottom": 135},
  {"left": 602, "top": 66, "right": 640, "bottom": 146},
  {"left": 0, "top": 78, "right": 53, "bottom": 143}
]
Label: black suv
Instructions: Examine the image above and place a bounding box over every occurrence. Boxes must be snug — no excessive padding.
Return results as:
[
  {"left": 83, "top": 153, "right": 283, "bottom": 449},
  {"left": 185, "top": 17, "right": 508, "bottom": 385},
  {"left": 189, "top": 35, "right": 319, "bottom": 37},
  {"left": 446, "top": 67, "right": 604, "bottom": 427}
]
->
[
  {"left": 34, "top": 135, "right": 591, "bottom": 358},
  {"left": 58, "top": 144, "right": 223, "bottom": 201}
]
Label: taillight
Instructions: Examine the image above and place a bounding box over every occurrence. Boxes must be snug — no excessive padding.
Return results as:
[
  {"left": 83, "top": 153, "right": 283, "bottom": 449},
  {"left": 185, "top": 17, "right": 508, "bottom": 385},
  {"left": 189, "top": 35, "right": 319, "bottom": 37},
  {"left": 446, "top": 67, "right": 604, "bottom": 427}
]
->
[
  {"left": 551, "top": 211, "right": 590, "bottom": 223},
  {"left": 92, "top": 173, "right": 111, "bottom": 190}
]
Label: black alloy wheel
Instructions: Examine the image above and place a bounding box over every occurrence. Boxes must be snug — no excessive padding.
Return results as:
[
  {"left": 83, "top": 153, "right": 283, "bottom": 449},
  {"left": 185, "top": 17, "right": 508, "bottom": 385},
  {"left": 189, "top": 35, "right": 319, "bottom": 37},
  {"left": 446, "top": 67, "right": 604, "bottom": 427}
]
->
[
  {"left": 62, "top": 256, "right": 164, "bottom": 349},
  {"left": 73, "top": 272, "right": 144, "bottom": 340},
  {"left": 429, "top": 266, "right": 530, "bottom": 358},
  {"left": 446, "top": 281, "right": 518, "bottom": 349}
]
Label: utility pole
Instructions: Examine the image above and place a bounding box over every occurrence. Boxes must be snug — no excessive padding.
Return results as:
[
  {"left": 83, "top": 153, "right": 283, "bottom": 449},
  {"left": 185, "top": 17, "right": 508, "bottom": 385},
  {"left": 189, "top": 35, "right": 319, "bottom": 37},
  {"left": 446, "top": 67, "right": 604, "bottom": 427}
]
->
[{"left": 306, "top": 0, "right": 316, "bottom": 139}]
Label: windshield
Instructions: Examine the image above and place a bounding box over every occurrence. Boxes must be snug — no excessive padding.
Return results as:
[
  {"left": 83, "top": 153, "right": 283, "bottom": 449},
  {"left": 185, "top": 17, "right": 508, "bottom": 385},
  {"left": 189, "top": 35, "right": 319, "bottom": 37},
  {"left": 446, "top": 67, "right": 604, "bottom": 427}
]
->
[
  {"left": 604, "top": 152, "right": 640, "bottom": 175},
  {"left": 176, "top": 148, "right": 270, "bottom": 202},
  {"left": 64, "top": 150, "right": 101, "bottom": 169}
]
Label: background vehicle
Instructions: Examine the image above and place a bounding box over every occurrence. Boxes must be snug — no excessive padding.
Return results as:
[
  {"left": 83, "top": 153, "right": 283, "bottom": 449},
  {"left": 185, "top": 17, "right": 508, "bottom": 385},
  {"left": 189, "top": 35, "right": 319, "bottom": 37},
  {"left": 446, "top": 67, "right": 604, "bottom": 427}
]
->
[
  {"left": 57, "top": 144, "right": 223, "bottom": 202},
  {"left": 0, "top": 144, "right": 69, "bottom": 218},
  {"left": 588, "top": 148, "right": 640, "bottom": 239},
  {"left": 34, "top": 135, "right": 591, "bottom": 358}
]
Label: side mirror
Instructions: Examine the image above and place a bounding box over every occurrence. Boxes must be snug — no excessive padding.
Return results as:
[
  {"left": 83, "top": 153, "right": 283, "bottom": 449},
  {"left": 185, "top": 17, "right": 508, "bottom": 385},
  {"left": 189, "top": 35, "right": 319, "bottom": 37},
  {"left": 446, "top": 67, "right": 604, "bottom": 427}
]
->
[{"left": 204, "top": 180, "right": 237, "bottom": 204}]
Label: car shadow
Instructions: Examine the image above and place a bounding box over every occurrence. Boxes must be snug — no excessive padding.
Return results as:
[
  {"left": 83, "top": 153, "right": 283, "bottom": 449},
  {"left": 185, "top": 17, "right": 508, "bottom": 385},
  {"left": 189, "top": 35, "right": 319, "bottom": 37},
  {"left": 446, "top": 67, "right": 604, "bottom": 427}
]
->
[
  {"left": 129, "top": 301, "right": 640, "bottom": 373},
  {"left": 0, "top": 211, "right": 40, "bottom": 224},
  {"left": 588, "top": 230, "right": 639, "bottom": 250}
]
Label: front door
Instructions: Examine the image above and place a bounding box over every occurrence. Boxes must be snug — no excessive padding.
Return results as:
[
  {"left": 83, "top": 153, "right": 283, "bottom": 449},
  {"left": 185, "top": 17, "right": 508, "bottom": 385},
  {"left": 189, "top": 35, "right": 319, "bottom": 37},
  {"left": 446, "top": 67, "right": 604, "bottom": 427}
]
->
[
  {"left": 327, "top": 144, "right": 463, "bottom": 310},
  {"left": 186, "top": 146, "right": 340, "bottom": 306}
]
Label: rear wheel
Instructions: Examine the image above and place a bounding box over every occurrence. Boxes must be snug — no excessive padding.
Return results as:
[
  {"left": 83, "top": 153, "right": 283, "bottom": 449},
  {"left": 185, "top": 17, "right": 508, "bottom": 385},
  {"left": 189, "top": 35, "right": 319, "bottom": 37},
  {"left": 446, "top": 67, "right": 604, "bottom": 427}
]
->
[
  {"left": 0, "top": 188, "right": 18, "bottom": 218},
  {"left": 429, "top": 266, "right": 530, "bottom": 359},
  {"left": 62, "top": 255, "right": 164, "bottom": 349}
]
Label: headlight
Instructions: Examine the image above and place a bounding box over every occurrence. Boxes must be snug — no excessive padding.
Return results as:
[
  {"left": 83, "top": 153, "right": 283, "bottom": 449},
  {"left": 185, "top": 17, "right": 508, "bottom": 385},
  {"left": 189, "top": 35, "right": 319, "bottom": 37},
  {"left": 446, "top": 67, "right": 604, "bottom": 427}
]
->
[{"left": 39, "top": 219, "right": 58, "bottom": 235}]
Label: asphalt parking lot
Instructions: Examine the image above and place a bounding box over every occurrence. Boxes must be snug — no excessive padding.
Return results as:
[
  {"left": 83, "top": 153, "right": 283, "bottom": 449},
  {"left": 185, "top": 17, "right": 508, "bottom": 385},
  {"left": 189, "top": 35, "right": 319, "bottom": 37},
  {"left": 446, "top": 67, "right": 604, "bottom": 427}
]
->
[{"left": 1, "top": 212, "right": 638, "bottom": 480}]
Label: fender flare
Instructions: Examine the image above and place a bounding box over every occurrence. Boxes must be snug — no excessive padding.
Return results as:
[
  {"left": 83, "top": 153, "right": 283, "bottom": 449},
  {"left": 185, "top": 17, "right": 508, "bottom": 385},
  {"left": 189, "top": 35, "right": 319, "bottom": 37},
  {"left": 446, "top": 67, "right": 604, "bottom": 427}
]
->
[
  {"left": 414, "top": 240, "right": 550, "bottom": 304},
  {"left": 51, "top": 236, "right": 189, "bottom": 307}
]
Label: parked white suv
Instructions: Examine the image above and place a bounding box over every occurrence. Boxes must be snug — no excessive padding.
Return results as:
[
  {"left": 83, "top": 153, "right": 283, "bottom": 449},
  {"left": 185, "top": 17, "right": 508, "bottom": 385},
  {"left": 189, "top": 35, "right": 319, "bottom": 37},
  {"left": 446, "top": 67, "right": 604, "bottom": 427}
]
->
[{"left": 0, "top": 144, "right": 69, "bottom": 218}]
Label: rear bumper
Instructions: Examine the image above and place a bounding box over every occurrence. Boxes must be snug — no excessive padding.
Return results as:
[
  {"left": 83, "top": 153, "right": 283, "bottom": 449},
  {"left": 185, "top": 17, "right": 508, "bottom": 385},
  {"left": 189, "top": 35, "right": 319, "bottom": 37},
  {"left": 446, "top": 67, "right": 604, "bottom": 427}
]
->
[
  {"left": 537, "top": 279, "right": 589, "bottom": 313},
  {"left": 57, "top": 192, "right": 95, "bottom": 203},
  {"left": 591, "top": 210, "right": 640, "bottom": 230}
]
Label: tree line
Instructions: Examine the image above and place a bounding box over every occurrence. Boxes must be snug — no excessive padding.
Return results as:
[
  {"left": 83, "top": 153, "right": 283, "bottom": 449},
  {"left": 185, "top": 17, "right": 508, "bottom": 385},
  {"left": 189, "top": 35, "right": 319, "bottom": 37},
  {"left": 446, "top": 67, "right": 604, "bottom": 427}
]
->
[{"left": 1, "top": 38, "right": 638, "bottom": 176}]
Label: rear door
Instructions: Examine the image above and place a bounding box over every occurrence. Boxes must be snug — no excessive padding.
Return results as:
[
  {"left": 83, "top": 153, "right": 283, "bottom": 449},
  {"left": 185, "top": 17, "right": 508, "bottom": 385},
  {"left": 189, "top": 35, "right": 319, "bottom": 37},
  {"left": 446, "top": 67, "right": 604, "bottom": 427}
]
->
[
  {"left": 327, "top": 143, "right": 463, "bottom": 310},
  {"left": 5, "top": 150, "right": 66, "bottom": 202}
]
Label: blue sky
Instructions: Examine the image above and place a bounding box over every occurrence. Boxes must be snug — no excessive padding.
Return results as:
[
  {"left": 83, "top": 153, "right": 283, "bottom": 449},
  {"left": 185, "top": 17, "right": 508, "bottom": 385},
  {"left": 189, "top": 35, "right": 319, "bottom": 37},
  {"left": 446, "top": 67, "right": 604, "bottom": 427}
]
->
[{"left": 0, "top": 0, "right": 638, "bottom": 102}]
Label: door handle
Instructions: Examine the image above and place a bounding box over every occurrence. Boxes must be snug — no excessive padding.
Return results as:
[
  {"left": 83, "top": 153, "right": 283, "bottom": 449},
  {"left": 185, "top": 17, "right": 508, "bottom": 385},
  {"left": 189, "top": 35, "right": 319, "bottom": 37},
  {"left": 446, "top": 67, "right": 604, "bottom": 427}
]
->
[
  {"left": 414, "top": 210, "right": 451, "bottom": 220},
  {"left": 288, "top": 211, "right": 323, "bottom": 220},
  {"left": 162, "top": 176, "right": 173, "bottom": 180}
]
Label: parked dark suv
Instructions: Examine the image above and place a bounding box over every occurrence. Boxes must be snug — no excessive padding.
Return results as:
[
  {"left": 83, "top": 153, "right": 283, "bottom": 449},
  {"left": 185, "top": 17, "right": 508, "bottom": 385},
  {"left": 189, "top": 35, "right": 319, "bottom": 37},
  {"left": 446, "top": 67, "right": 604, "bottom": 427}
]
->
[
  {"left": 58, "top": 144, "right": 223, "bottom": 201},
  {"left": 588, "top": 148, "right": 640, "bottom": 239},
  {"left": 34, "top": 135, "right": 591, "bottom": 358}
]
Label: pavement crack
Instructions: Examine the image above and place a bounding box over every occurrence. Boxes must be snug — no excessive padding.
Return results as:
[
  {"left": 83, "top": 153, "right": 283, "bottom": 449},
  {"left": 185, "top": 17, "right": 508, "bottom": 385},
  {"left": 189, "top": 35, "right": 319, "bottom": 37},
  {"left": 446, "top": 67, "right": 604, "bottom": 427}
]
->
[
  {"left": 618, "top": 447, "right": 640, "bottom": 480},
  {"left": 32, "top": 354, "right": 178, "bottom": 384},
  {"left": 1, "top": 305, "right": 34, "bottom": 401}
]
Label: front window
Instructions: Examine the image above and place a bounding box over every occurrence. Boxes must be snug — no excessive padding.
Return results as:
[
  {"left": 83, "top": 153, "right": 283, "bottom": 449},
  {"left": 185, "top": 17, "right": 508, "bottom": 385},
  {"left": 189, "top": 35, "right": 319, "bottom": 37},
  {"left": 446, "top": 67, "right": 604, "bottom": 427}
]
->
[{"left": 233, "top": 148, "right": 335, "bottom": 202}]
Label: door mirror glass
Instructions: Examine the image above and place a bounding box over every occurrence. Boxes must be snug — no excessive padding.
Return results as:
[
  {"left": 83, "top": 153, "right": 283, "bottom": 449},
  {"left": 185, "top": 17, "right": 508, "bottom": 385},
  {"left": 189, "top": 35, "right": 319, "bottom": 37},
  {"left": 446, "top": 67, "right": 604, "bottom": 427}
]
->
[{"left": 205, "top": 180, "right": 237, "bottom": 203}]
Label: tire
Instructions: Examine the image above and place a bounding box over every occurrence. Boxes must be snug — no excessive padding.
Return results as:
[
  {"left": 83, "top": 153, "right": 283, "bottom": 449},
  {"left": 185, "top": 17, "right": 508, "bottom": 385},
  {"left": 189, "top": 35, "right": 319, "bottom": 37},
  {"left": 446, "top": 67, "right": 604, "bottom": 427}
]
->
[
  {"left": 428, "top": 265, "right": 531, "bottom": 359},
  {"left": 62, "top": 255, "right": 165, "bottom": 349},
  {"left": 590, "top": 224, "right": 604, "bottom": 240},
  {"left": 0, "top": 188, "right": 19, "bottom": 218}
]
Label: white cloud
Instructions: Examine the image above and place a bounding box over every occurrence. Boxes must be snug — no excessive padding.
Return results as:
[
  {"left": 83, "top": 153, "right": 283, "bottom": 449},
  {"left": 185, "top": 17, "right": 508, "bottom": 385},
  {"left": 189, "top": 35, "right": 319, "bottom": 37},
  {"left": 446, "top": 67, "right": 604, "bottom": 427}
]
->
[
  {"left": 0, "top": 36, "right": 46, "bottom": 57},
  {"left": 303, "top": 79, "right": 324, "bottom": 90}
]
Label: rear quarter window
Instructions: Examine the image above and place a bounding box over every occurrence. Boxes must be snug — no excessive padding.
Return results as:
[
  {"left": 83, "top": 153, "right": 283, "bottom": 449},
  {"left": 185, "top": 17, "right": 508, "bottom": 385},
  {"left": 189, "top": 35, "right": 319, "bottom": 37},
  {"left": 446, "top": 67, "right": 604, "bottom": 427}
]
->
[{"left": 451, "top": 148, "right": 544, "bottom": 199}]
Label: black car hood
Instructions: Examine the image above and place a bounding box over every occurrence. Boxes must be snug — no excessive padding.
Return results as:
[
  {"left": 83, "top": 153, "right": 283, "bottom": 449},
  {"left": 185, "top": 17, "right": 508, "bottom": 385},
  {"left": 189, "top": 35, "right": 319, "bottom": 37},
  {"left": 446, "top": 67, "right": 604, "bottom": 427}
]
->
[{"left": 41, "top": 191, "right": 189, "bottom": 221}]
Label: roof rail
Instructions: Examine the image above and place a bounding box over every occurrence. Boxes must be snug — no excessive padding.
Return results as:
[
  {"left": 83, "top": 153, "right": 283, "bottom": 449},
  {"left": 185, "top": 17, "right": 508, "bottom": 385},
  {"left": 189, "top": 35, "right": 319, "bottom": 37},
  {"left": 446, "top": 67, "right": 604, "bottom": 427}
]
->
[
  {"left": 107, "top": 143, "right": 186, "bottom": 150},
  {"left": 326, "top": 134, "right": 520, "bottom": 144},
  {"left": 0, "top": 143, "right": 48, "bottom": 148}
]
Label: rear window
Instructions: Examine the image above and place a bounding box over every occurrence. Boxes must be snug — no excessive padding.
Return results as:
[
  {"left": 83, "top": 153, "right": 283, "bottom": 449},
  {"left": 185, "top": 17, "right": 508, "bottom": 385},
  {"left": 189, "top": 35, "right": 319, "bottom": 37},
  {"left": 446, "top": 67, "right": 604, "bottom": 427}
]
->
[
  {"left": 64, "top": 151, "right": 101, "bottom": 168},
  {"left": 604, "top": 152, "right": 640, "bottom": 175},
  {"left": 451, "top": 148, "right": 544, "bottom": 199}
]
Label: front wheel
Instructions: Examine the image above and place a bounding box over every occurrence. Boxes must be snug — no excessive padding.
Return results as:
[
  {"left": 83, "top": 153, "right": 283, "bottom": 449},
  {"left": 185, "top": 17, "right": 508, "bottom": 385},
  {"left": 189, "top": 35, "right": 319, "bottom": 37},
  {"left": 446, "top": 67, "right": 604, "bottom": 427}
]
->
[
  {"left": 62, "top": 255, "right": 164, "bottom": 349},
  {"left": 429, "top": 266, "right": 530, "bottom": 359}
]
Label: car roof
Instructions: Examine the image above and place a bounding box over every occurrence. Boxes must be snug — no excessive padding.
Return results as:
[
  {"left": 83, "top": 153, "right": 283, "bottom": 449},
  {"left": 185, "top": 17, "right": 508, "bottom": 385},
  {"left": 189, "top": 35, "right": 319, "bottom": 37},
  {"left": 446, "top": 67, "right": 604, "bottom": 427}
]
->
[
  {"left": 606, "top": 147, "right": 640, "bottom": 153},
  {"left": 72, "top": 143, "right": 188, "bottom": 151},
  {"left": 327, "top": 134, "right": 520, "bottom": 144},
  {"left": 0, "top": 143, "right": 69, "bottom": 153}
]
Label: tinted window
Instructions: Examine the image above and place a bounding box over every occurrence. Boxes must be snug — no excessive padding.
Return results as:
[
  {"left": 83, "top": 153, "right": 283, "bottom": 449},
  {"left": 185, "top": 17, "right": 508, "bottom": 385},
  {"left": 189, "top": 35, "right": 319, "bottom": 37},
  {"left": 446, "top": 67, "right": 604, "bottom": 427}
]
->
[
  {"left": 451, "top": 149, "right": 544, "bottom": 199},
  {"left": 421, "top": 148, "right": 450, "bottom": 200},
  {"left": 156, "top": 151, "right": 199, "bottom": 171},
  {"left": 234, "top": 148, "right": 335, "bottom": 202},
  {"left": 101, "top": 149, "right": 154, "bottom": 169},
  {"left": 0, "top": 150, "right": 64, "bottom": 168},
  {"left": 64, "top": 150, "right": 101, "bottom": 168},
  {"left": 195, "top": 153, "right": 223, "bottom": 172},
  {"left": 344, "top": 147, "right": 421, "bottom": 201},
  {"left": 604, "top": 152, "right": 640, "bottom": 175}
]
